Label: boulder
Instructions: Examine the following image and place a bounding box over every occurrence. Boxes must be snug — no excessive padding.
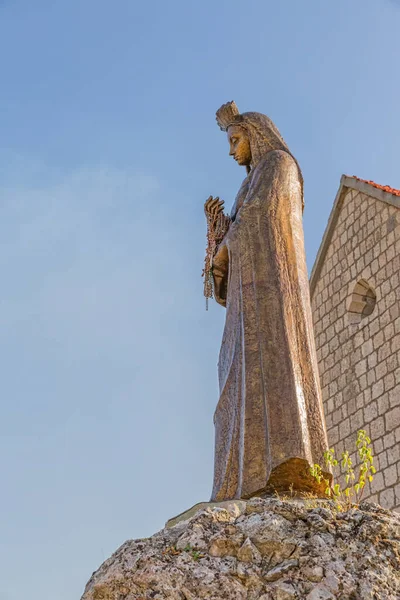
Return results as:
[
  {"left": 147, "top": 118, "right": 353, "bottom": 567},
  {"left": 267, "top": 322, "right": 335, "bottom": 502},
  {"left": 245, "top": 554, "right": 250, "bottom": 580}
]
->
[{"left": 81, "top": 498, "right": 400, "bottom": 599}]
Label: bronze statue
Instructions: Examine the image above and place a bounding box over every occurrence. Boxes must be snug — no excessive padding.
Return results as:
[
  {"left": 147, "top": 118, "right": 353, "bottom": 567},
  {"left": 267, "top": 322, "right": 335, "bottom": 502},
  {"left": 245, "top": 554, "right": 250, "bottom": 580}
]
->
[{"left": 204, "top": 102, "right": 330, "bottom": 501}]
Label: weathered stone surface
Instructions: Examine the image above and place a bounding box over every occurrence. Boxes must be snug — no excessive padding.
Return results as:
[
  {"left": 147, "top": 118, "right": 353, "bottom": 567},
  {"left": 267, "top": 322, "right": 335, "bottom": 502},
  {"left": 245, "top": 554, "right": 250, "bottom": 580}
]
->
[
  {"left": 81, "top": 497, "right": 400, "bottom": 599},
  {"left": 237, "top": 538, "right": 262, "bottom": 564},
  {"left": 263, "top": 559, "right": 299, "bottom": 582},
  {"left": 302, "top": 564, "right": 324, "bottom": 583},
  {"left": 166, "top": 500, "right": 246, "bottom": 529}
]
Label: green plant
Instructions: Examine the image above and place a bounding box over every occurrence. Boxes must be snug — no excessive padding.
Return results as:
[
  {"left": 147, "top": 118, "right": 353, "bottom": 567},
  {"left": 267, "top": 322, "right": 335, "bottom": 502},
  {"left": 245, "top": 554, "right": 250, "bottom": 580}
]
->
[
  {"left": 310, "top": 429, "right": 376, "bottom": 509},
  {"left": 183, "top": 544, "right": 204, "bottom": 561}
]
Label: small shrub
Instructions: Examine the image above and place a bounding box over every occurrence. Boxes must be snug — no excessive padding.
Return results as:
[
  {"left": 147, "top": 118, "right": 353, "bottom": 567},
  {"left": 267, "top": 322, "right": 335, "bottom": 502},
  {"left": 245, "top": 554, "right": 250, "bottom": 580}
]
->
[{"left": 310, "top": 429, "right": 376, "bottom": 510}]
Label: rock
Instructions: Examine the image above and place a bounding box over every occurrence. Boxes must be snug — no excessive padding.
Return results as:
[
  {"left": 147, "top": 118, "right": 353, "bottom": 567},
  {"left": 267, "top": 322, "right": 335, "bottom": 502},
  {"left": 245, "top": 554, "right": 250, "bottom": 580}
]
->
[
  {"left": 236, "top": 561, "right": 263, "bottom": 589},
  {"left": 303, "top": 564, "right": 324, "bottom": 582},
  {"left": 264, "top": 559, "right": 298, "bottom": 581},
  {"left": 208, "top": 503, "right": 245, "bottom": 523},
  {"left": 176, "top": 523, "right": 208, "bottom": 551},
  {"left": 306, "top": 585, "right": 335, "bottom": 600},
  {"left": 323, "top": 573, "right": 340, "bottom": 594},
  {"left": 237, "top": 537, "right": 262, "bottom": 563},
  {"left": 166, "top": 500, "right": 246, "bottom": 528},
  {"left": 208, "top": 535, "right": 240, "bottom": 557},
  {"left": 306, "top": 513, "right": 331, "bottom": 532},
  {"left": 271, "top": 582, "right": 297, "bottom": 599},
  {"left": 81, "top": 498, "right": 400, "bottom": 600},
  {"left": 246, "top": 496, "right": 270, "bottom": 514},
  {"left": 240, "top": 511, "right": 299, "bottom": 565}
]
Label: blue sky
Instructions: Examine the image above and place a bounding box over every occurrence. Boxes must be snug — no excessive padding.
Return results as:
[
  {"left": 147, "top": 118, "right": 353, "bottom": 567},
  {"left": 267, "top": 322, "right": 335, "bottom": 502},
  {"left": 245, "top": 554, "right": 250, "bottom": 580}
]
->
[{"left": 1, "top": 1, "right": 400, "bottom": 599}]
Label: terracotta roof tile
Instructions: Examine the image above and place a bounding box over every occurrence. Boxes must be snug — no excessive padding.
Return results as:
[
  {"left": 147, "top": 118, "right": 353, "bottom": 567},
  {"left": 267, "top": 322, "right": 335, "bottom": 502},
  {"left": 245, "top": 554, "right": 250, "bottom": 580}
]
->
[{"left": 349, "top": 175, "right": 400, "bottom": 198}]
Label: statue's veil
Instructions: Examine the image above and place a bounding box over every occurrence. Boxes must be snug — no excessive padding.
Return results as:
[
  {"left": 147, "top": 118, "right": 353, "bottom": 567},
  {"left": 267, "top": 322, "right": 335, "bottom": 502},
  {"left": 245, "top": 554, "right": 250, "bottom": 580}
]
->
[
  {"left": 216, "top": 102, "right": 304, "bottom": 207},
  {"left": 240, "top": 112, "right": 290, "bottom": 166},
  {"left": 241, "top": 112, "right": 304, "bottom": 207}
]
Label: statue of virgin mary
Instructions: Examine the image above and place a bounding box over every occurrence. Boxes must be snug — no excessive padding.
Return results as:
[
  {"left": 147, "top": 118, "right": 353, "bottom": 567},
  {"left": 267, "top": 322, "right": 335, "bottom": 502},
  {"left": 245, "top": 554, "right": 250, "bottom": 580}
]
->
[{"left": 204, "top": 102, "right": 330, "bottom": 501}]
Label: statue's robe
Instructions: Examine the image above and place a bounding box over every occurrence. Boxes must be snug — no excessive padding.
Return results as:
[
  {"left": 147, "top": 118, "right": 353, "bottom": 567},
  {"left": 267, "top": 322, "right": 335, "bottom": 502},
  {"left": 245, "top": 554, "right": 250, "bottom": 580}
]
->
[{"left": 211, "top": 149, "right": 329, "bottom": 501}]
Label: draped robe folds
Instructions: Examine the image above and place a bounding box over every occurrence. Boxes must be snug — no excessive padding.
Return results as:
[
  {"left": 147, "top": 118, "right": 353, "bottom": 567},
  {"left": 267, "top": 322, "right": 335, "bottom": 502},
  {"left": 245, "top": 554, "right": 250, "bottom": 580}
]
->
[{"left": 211, "top": 149, "right": 329, "bottom": 502}]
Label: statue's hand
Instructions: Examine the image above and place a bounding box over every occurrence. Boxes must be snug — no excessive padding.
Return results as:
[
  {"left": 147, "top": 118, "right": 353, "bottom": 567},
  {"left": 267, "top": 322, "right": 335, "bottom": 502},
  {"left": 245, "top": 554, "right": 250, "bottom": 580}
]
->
[{"left": 204, "top": 196, "right": 224, "bottom": 217}]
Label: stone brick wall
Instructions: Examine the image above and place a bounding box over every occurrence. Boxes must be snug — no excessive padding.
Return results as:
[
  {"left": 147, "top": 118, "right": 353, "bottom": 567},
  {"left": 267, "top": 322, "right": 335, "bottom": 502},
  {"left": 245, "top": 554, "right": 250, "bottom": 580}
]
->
[{"left": 311, "top": 186, "right": 400, "bottom": 510}]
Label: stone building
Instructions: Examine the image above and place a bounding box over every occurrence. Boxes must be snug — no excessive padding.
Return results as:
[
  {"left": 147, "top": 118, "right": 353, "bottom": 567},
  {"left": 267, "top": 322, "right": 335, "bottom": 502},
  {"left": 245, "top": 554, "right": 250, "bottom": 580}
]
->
[{"left": 310, "top": 175, "right": 400, "bottom": 510}]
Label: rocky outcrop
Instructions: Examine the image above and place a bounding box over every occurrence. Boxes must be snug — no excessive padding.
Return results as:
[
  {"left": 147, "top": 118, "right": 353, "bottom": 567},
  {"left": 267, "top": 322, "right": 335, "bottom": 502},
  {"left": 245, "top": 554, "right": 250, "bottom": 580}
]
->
[{"left": 81, "top": 497, "right": 400, "bottom": 600}]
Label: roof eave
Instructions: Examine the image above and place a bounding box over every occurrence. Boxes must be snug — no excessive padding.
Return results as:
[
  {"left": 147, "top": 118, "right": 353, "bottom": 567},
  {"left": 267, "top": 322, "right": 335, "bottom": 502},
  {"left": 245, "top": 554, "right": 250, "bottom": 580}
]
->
[{"left": 309, "top": 175, "right": 400, "bottom": 299}]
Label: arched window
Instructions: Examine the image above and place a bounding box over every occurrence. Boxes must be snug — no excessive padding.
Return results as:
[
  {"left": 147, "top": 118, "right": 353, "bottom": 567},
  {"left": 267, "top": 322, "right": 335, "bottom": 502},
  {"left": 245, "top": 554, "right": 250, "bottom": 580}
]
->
[{"left": 348, "top": 279, "right": 376, "bottom": 324}]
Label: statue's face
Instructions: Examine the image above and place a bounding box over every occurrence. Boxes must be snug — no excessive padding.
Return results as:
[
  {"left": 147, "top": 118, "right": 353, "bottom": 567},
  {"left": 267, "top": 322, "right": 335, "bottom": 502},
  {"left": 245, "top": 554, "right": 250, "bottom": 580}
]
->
[{"left": 227, "top": 125, "right": 251, "bottom": 167}]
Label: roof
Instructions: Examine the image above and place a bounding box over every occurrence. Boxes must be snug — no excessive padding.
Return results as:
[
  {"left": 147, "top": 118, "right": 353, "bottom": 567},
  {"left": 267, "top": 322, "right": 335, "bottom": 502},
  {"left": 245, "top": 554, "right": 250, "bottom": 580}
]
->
[
  {"left": 310, "top": 175, "right": 400, "bottom": 298},
  {"left": 349, "top": 176, "right": 400, "bottom": 198}
]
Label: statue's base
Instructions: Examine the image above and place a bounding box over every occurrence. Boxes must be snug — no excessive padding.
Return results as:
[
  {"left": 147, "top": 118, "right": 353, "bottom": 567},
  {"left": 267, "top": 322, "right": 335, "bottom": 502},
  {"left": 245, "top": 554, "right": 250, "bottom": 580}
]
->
[
  {"left": 210, "top": 457, "right": 332, "bottom": 504},
  {"left": 167, "top": 458, "right": 332, "bottom": 527},
  {"left": 263, "top": 457, "right": 331, "bottom": 496}
]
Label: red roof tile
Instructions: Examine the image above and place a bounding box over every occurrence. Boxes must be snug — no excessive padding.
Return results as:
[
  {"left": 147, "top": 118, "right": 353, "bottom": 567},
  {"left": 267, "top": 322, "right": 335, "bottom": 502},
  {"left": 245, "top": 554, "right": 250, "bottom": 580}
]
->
[{"left": 349, "top": 176, "right": 400, "bottom": 198}]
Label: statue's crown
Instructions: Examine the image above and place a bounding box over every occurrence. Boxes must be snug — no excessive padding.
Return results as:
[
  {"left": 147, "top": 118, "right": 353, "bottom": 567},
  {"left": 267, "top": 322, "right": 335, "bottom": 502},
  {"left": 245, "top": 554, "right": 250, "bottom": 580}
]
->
[{"left": 216, "top": 101, "right": 240, "bottom": 131}]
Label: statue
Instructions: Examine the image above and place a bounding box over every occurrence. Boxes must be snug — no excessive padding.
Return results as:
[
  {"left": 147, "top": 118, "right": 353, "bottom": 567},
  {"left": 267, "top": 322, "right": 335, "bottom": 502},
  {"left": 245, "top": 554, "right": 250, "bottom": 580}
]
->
[{"left": 204, "top": 102, "right": 330, "bottom": 501}]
